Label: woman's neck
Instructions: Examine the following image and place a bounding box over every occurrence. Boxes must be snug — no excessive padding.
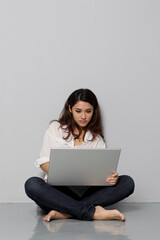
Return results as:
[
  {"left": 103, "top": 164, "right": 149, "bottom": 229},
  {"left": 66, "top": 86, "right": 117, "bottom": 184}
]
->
[
  {"left": 74, "top": 128, "right": 85, "bottom": 146},
  {"left": 74, "top": 128, "right": 85, "bottom": 136}
]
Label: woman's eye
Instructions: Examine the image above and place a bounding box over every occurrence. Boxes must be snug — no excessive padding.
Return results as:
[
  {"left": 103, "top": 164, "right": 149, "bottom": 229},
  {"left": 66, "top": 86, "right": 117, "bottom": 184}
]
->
[{"left": 75, "top": 110, "right": 92, "bottom": 113}]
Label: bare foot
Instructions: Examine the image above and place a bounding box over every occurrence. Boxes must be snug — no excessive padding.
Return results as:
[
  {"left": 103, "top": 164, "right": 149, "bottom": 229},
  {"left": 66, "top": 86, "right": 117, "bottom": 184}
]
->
[
  {"left": 43, "top": 210, "right": 72, "bottom": 222},
  {"left": 93, "top": 206, "right": 125, "bottom": 221}
]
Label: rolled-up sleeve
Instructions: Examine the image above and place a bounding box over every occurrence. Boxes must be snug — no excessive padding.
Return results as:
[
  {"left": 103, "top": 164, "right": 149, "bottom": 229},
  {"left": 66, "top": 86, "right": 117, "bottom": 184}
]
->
[{"left": 35, "top": 129, "right": 52, "bottom": 168}]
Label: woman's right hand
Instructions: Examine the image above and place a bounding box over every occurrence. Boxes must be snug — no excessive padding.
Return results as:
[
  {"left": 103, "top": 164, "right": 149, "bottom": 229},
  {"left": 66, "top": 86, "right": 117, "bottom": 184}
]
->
[{"left": 106, "top": 172, "right": 119, "bottom": 185}]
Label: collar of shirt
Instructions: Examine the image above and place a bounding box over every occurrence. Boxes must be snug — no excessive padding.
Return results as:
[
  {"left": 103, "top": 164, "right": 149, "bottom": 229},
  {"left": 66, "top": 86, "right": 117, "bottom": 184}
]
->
[{"left": 65, "top": 129, "right": 93, "bottom": 146}]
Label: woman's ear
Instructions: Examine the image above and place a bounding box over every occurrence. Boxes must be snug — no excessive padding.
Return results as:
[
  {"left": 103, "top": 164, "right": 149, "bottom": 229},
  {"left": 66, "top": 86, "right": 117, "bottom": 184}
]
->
[{"left": 69, "top": 105, "right": 72, "bottom": 113}]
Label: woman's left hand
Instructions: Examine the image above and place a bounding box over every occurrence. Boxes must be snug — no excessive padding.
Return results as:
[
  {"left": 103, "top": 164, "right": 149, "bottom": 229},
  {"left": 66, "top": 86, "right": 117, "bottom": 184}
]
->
[{"left": 106, "top": 172, "right": 119, "bottom": 185}]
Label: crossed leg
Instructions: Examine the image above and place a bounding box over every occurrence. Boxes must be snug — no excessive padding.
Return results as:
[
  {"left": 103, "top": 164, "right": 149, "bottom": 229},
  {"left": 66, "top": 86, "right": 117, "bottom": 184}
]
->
[
  {"left": 43, "top": 206, "right": 125, "bottom": 222},
  {"left": 25, "top": 175, "right": 134, "bottom": 222}
]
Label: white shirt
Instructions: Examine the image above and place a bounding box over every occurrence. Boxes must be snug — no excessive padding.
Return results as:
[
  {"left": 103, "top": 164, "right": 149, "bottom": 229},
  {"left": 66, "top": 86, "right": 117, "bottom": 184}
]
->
[{"left": 35, "top": 121, "right": 106, "bottom": 178}]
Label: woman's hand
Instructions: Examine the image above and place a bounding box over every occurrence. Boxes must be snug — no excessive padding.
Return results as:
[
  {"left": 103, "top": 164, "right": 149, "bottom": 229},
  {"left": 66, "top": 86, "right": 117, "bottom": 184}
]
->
[{"left": 106, "top": 172, "right": 119, "bottom": 185}]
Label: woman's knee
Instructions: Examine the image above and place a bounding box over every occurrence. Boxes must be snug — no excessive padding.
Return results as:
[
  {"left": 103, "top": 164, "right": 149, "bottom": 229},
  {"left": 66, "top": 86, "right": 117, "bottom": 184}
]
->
[
  {"left": 24, "top": 176, "right": 43, "bottom": 197},
  {"left": 119, "top": 175, "right": 135, "bottom": 194}
]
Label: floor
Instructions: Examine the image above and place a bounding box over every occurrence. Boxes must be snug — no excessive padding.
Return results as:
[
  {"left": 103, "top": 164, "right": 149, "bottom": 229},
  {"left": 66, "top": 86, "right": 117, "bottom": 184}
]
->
[{"left": 1, "top": 203, "right": 159, "bottom": 240}]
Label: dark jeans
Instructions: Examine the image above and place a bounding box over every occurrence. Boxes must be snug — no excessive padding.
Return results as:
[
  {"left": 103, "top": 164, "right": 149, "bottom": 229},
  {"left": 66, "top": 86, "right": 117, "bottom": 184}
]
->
[{"left": 24, "top": 175, "right": 134, "bottom": 221}]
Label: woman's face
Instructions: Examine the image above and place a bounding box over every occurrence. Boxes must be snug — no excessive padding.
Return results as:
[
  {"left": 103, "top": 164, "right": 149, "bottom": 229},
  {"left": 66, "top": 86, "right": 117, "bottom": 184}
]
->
[{"left": 69, "top": 101, "right": 94, "bottom": 128}]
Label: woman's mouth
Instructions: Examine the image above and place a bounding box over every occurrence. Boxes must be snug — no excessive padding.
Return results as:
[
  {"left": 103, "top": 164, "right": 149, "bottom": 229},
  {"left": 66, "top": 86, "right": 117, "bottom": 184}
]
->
[{"left": 79, "top": 120, "right": 87, "bottom": 124}]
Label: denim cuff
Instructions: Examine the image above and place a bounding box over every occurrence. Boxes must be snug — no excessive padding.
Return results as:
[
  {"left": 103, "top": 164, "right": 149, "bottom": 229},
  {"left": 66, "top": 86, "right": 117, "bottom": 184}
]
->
[{"left": 83, "top": 204, "right": 95, "bottom": 221}]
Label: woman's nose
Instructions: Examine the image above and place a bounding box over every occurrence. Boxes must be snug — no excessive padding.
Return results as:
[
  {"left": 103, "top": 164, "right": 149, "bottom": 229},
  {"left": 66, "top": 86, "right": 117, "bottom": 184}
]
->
[{"left": 81, "top": 112, "right": 86, "bottom": 119}]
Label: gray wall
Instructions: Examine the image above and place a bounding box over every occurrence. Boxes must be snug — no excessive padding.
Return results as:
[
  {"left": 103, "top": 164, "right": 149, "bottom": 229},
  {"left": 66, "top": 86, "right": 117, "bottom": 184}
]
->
[{"left": 1, "top": 0, "right": 160, "bottom": 202}]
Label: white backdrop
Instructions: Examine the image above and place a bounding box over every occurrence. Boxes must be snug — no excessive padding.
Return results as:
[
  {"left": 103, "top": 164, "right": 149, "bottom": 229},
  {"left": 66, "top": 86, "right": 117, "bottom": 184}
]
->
[{"left": 1, "top": 0, "right": 160, "bottom": 202}]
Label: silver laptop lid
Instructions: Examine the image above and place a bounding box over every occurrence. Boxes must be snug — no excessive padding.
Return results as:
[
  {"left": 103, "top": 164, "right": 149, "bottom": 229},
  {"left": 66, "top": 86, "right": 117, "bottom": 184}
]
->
[{"left": 47, "top": 148, "right": 121, "bottom": 186}]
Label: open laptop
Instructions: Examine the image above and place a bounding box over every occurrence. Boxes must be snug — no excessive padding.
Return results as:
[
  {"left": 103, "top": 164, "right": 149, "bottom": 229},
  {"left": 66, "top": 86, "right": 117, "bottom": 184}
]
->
[{"left": 47, "top": 148, "right": 121, "bottom": 186}]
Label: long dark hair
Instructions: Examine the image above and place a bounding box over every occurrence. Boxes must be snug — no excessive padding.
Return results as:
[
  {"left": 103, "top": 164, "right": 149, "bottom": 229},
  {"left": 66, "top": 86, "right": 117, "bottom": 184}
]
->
[{"left": 51, "top": 88, "right": 104, "bottom": 141}]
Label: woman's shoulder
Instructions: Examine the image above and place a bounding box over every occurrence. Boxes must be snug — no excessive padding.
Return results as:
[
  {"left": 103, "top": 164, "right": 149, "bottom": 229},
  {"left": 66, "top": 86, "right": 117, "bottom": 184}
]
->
[
  {"left": 95, "top": 134, "right": 106, "bottom": 148},
  {"left": 95, "top": 134, "right": 105, "bottom": 142},
  {"left": 47, "top": 120, "right": 67, "bottom": 138},
  {"left": 49, "top": 120, "right": 60, "bottom": 128},
  {"left": 86, "top": 130, "right": 105, "bottom": 143},
  {"left": 48, "top": 120, "right": 61, "bottom": 133},
  {"left": 46, "top": 120, "right": 58, "bottom": 134}
]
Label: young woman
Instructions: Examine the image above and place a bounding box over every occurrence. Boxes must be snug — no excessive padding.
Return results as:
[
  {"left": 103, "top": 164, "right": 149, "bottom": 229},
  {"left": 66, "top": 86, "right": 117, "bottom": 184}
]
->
[{"left": 25, "top": 88, "right": 134, "bottom": 222}]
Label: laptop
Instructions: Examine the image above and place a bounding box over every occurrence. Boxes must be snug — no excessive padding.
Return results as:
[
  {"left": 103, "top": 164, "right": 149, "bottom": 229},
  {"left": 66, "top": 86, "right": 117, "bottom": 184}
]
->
[{"left": 47, "top": 148, "right": 121, "bottom": 186}]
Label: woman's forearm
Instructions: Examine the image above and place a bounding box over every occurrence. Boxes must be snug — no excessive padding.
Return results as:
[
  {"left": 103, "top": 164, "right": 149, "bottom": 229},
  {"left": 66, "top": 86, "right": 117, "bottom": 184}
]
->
[{"left": 40, "top": 162, "right": 49, "bottom": 173}]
